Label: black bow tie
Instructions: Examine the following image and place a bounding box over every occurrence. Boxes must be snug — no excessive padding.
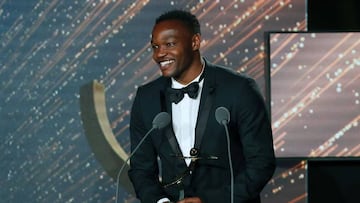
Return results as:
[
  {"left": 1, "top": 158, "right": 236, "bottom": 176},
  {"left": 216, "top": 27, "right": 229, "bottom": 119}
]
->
[{"left": 167, "top": 81, "right": 200, "bottom": 104}]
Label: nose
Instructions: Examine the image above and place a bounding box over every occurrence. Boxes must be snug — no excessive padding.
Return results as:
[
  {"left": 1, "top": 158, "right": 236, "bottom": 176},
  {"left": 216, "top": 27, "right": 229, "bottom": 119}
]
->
[{"left": 154, "top": 46, "right": 167, "bottom": 59}]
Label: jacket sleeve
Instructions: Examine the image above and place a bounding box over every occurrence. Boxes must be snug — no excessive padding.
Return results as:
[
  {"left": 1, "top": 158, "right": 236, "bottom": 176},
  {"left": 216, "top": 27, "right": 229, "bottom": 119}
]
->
[
  {"left": 128, "top": 86, "right": 168, "bottom": 203},
  {"left": 233, "top": 77, "right": 276, "bottom": 200},
  {"left": 198, "top": 77, "right": 276, "bottom": 203}
]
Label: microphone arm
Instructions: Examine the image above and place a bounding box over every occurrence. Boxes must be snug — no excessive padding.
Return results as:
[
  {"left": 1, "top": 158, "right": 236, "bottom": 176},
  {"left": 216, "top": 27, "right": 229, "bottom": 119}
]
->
[
  {"left": 215, "top": 107, "right": 234, "bottom": 203},
  {"left": 115, "top": 112, "right": 171, "bottom": 203}
]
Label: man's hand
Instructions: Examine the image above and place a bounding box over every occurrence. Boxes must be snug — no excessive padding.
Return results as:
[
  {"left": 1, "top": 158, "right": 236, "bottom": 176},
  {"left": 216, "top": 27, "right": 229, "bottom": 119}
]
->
[{"left": 177, "top": 197, "right": 202, "bottom": 203}]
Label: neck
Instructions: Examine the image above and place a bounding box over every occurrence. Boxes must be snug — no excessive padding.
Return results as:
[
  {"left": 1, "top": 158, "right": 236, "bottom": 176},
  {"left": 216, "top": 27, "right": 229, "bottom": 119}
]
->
[{"left": 175, "top": 57, "right": 205, "bottom": 85}]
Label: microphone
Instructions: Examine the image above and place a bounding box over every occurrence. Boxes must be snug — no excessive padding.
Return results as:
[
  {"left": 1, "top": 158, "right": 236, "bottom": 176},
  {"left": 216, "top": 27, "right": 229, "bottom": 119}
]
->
[
  {"left": 215, "top": 106, "right": 230, "bottom": 125},
  {"left": 115, "top": 112, "right": 171, "bottom": 203},
  {"left": 215, "top": 107, "right": 233, "bottom": 203},
  {"left": 152, "top": 112, "right": 172, "bottom": 130}
]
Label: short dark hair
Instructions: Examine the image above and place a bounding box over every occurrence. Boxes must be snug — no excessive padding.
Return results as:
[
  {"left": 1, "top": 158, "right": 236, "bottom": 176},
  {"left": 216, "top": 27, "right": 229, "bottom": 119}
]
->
[{"left": 155, "top": 9, "right": 201, "bottom": 35}]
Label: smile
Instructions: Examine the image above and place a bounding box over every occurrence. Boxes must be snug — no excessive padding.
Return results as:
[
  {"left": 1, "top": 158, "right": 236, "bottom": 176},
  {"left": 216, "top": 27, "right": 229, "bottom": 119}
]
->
[{"left": 160, "top": 60, "right": 175, "bottom": 67}]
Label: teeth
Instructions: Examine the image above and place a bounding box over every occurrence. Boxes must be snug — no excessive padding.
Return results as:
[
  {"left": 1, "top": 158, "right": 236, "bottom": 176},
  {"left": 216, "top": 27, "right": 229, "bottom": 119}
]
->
[{"left": 160, "top": 60, "right": 174, "bottom": 67}]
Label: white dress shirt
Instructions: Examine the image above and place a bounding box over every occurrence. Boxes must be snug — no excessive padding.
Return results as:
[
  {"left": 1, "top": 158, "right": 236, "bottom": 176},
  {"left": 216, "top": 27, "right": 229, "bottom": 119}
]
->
[
  {"left": 171, "top": 73, "right": 204, "bottom": 166},
  {"left": 158, "top": 69, "right": 204, "bottom": 203}
]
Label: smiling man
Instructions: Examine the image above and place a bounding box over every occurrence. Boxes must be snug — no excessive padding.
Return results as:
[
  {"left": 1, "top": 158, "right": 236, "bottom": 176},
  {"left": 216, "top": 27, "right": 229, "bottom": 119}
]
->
[{"left": 128, "top": 9, "right": 275, "bottom": 203}]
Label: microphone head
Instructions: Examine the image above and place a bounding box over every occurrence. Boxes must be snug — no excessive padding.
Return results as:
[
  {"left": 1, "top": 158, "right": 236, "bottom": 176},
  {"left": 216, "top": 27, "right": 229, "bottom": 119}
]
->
[
  {"left": 215, "top": 106, "right": 230, "bottom": 125},
  {"left": 152, "top": 112, "right": 171, "bottom": 129}
]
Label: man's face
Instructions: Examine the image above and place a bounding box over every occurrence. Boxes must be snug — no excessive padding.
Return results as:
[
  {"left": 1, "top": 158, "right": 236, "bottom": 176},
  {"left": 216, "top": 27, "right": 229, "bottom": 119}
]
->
[{"left": 151, "top": 20, "right": 197, "bottom": 82}]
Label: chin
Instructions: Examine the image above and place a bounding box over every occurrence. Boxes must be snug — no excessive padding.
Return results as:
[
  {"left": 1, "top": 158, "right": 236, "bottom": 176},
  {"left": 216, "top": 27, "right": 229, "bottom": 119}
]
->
[
  {"left": 161, "top": 70, "right": 175, "bottom": 78},
  {"left": 161, "top": 72, "right": 172, "bottom": 78}
]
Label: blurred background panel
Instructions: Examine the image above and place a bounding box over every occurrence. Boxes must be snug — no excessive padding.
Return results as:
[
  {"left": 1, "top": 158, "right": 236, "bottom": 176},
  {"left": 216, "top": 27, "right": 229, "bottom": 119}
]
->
[
  {"left": 269, "top": 32, "right": 360, "bottom": 158},
  {"left": 9, "top": 0, "right": 358, "bottom": 202}
]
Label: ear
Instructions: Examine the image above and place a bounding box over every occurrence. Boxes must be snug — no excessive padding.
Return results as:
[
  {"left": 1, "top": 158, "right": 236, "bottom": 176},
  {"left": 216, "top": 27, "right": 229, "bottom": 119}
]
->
[{"left": 192, "top": 33, "right": 201, "bottom": 51}]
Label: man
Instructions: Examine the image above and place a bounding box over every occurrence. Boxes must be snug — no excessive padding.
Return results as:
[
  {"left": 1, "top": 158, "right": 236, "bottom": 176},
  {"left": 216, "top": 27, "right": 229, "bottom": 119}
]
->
[{"left": 128, "top": 9, "right": 275, "bottom": 203}]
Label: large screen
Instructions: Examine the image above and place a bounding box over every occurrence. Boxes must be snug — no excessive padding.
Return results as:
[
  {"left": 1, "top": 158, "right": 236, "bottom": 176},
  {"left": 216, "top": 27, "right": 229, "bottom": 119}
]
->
[
  {"left": 0, "top": 1, "right": 306, "bottom": 202},
  {"left": 269, "top": 32, "right": 360, "bottom": 158}
]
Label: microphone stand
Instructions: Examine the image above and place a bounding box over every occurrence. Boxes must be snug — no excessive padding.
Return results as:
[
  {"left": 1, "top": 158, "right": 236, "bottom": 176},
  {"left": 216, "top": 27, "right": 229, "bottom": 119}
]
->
[
  {"left": 222, "top": 120, "right": 234, "bottom": 203},
  {"left": 115, "top": 112, "right": 170, "bottom": 203},
  {"left": 115, "top": 127, "right": 156, "bottom": 203},
  {"left": 216, "top": 107, "right": 234, "bottom": 203}
]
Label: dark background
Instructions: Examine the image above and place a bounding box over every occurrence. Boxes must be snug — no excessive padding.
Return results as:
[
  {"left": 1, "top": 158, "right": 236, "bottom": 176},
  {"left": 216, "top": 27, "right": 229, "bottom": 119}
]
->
[
  {"left": 308, "top": 0, "right": 360, "bottom": 31},
  {"left": 306, "top": 1, "right": 360, "bottom": 202}
]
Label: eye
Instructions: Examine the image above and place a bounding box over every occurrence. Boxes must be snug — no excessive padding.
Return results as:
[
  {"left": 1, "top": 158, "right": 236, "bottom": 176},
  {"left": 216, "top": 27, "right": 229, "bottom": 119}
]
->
[
  {"left": 166, "top": 42, "right": 175, "bottom": 47},
  {"left": 151, "top": 44, "right": 159, "bottom": 50}
]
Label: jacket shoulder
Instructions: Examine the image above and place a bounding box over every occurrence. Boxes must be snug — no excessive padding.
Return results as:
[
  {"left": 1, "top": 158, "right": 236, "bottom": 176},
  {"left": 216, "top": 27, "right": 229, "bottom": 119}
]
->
[
  {"left": 206, "top": 62, "right": 254, "bottom": 84},
  {"left": 137, "top": 76, "right": 167, "bottom": 93}
]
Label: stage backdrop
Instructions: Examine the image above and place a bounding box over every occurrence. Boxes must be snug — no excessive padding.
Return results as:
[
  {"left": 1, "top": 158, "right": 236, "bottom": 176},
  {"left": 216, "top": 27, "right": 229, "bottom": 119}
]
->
[
  {"left": 269, "top": 32, "right": 360, "bottom": 158},
  {"left": 0, "top": 0, "right": 306, "bottom": 202}
]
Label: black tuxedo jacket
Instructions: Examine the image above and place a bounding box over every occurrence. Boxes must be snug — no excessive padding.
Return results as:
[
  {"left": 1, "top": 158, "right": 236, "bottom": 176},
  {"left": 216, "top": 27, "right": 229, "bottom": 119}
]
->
[{"left": 128, "top": 59, "right": 275, "bottom": 203}]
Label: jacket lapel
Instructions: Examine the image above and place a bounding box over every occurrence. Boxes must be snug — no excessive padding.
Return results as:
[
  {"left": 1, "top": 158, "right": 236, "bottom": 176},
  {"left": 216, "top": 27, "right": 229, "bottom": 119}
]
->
[
  {"left": 160, "top": 60, "right": 217, "bottom": 161},
  {"left": 194, "top": 60, "right": 216, "bottom": 150},
  {"left": 160, "top": 79, "right": 183, "bottom": 159}
]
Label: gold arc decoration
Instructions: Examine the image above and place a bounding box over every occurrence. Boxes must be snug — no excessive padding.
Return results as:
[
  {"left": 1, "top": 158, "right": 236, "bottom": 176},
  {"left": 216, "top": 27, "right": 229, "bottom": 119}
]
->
[{"left": 79, "top": 80, "right": 135, "bottom": 195}]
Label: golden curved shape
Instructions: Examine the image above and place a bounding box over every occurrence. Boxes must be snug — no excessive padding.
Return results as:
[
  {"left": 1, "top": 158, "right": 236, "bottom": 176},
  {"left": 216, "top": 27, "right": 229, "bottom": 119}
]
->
[{"left": 79, "top": 80, "right": 135, "bottom": 195}]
